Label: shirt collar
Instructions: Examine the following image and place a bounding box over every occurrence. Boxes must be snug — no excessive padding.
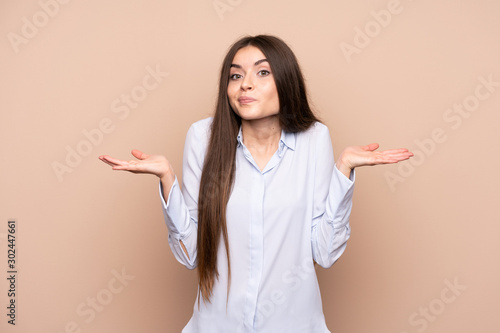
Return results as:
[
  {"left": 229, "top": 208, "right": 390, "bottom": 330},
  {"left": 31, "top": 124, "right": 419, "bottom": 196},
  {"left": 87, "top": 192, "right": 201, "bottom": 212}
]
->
[{"left": 236, "top": 125, "right": 296, "bottom": 154}]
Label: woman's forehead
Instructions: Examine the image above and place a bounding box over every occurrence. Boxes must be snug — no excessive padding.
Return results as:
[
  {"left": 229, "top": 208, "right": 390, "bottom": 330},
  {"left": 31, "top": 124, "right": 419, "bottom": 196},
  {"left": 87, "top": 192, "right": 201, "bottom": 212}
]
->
[{"left": 231, "top": 46, "right": 268, "bottom": 68}]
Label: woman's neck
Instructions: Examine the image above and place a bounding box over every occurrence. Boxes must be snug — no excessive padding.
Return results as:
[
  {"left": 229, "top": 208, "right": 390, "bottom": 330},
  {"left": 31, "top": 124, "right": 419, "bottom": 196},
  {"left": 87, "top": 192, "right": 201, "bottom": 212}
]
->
[{"left": 241, "top": 115, "right": 281, "bottom": 152}]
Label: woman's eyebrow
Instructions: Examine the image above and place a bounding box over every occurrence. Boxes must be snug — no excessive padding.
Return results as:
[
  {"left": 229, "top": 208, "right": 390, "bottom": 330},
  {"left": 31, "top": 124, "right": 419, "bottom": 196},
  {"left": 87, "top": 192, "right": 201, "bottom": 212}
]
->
[
  {"left": 254, "top": 58, "right": 268, "bottom": 66},
  {"left": 230, "top": 59, "right": 269, "bottom": 68}
]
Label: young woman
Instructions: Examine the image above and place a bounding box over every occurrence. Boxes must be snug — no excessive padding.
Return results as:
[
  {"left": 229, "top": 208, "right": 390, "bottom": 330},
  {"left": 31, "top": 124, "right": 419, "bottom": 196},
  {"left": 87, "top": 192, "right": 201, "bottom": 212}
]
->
[{"left": 99, "top": 35, "right": 413, "bottom": 332}]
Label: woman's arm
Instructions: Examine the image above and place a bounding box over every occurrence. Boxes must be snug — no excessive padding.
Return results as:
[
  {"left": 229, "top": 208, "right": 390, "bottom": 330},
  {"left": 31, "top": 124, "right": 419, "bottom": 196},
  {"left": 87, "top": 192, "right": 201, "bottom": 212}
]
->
[
  {"left": 98, "top": 120, "right": 208, "bottom": 269},
  {"left": 159, "top": 120, "right": 210, "bottom": 268},
  {"left": 310, "top": 125, "right": 413, "bottom": 268},
  {"left": 310, "top": 126, "right": 355, "bottom": 268}
]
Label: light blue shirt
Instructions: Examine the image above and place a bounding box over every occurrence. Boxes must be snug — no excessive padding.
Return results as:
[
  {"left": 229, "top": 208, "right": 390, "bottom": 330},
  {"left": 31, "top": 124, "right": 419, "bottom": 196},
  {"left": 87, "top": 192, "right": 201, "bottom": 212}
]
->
[{"left": 160, "top": 117, "right": 355, "bottom": 333}]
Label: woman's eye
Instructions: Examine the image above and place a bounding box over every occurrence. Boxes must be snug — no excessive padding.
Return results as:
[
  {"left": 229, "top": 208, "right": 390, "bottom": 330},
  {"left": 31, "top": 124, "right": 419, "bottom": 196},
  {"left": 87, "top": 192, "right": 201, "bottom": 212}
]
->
[
  {"left": 258, "top": 70, "right": 270, "bottom": 76},
  {"left": 230, "top": 73, "right": 242, "bottom": 80}
]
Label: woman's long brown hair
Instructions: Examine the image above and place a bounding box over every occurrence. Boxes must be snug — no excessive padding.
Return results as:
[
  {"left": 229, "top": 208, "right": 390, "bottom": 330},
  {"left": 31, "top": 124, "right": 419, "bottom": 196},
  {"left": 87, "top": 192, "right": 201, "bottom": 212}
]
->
[{"left": 197, "top": 35, "right": 320, "bottom": 305}]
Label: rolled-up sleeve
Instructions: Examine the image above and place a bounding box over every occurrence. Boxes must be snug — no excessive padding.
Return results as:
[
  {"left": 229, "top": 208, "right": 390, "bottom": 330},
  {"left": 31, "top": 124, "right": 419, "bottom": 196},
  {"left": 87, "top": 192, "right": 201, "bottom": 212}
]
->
[{"left": 311, "top": 124, "right": 355, "bottom": 268}]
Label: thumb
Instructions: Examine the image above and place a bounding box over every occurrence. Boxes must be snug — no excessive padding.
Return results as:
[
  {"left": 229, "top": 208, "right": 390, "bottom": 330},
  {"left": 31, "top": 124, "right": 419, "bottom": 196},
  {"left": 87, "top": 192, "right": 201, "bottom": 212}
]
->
[
  {"left": 361, "top": 143, "right": 379, "bottom": 151},
  {"left": 131, "top": 149, "right": 149, "bottom": 160}
]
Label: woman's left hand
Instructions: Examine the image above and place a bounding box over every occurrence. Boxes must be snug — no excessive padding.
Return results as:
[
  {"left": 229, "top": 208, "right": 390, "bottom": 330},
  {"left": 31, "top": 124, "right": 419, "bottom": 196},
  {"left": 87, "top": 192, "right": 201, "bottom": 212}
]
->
[{"left": 336, "top": 143, "right": 413, "bottom": 178}]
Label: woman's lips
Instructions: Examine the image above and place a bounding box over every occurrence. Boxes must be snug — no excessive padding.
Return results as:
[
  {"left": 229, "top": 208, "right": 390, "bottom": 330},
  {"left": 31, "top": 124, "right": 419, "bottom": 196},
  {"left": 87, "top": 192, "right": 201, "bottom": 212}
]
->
[{"left": 238, "top": 97, "right": 256, "bottom": 104}]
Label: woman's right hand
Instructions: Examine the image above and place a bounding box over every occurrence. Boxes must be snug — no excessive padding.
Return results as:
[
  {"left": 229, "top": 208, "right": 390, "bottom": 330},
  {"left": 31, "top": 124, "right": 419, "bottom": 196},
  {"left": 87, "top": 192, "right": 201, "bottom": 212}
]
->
[{"left": 98, "top": 149, "right": 175, "bottom": 183}]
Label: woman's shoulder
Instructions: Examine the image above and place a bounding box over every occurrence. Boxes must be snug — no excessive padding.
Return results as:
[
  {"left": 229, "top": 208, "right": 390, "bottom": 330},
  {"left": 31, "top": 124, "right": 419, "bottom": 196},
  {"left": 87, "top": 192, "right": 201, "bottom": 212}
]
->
[
  {"left": 299, "top": 121, "right": 331, "bottom": 138},
  {"left": 293, "top": 121, "right": 333, "bottom": 153},
  {"left": 190, "top": 116, "right": 213, "bottom": 131},
  {"left": 187, "top": 117, "right": 213, "bottom": 141},
  {"left": 310, "top": 121, "right": 329, "bottom": 132}
]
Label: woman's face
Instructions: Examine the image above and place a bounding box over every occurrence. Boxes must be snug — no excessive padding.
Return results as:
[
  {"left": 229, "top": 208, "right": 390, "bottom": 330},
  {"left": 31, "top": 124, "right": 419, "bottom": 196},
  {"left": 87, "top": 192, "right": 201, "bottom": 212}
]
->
[{"left": 227, "top": 46, "right": 280, "bottom": 122}]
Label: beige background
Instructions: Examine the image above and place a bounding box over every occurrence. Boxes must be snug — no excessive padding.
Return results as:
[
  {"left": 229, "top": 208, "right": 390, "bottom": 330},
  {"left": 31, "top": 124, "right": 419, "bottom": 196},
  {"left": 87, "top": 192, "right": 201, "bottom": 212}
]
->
[{"left": 1, "top": 0, "right": 499, "bottom": 332}]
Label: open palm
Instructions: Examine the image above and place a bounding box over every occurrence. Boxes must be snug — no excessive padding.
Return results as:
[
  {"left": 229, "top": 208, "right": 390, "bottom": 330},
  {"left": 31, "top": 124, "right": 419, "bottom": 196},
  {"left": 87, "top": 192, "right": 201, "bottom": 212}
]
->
[{"left": 98, "top": 149, "right": 171, "bottom": 178}]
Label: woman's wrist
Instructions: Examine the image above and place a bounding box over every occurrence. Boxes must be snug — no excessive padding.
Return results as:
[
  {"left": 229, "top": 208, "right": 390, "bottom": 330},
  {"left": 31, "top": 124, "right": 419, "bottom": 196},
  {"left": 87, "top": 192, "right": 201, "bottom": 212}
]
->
[
  {"left": 336, "top": 154, "right": 353, "bottom": 179},
  {"left": 159, "top": 168, "right": 176, "bottom": 203},
  {"left": 159, "top": 168, "right": 176, "bottom": 185}
]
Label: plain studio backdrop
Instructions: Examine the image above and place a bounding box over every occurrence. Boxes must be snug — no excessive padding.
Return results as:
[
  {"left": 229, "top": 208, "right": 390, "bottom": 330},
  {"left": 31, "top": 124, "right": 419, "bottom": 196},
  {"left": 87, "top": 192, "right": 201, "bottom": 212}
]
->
[{"left": 1, "top": 1, "right": 499, "bottom": 332}]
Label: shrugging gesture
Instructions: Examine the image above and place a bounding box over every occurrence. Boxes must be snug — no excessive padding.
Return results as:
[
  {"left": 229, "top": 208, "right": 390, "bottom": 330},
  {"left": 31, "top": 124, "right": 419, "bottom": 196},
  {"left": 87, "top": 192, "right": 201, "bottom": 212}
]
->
[{"left": 98, "top": 34, "right": 415, "bottom": 333}]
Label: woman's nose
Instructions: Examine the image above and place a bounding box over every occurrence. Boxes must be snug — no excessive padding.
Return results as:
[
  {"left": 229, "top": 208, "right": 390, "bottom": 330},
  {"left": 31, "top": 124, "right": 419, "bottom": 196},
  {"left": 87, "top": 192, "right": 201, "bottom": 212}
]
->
[{"left": 240, "top": 75, "right": 253, "bottom": 90}]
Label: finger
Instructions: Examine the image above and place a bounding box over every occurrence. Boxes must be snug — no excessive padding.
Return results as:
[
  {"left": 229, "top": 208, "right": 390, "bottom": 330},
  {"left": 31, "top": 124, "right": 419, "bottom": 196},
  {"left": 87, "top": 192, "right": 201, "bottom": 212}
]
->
[
  {"left": 99, "top": 155, "right": 113, "bottom": 162},
  {"left": 383, "top": 151, "right": 414, "bottom": 158},
  {"left": 394, "top": 154, "right": 413, "bottom": 161},
  {"left": 100, "top": 159, "right": 118, "bottom": 167},
  {"left": 380, "top": 148, "right": 411, "bottom": 154},
  {"left": 101, "top": 156, "right": 135, "bottom": 168},
  {"left": 111, "top": 165, "right": 134, "bottom": 171},
  {"left": 369, "top": 157, "right": 403, "bottom": 165},
  {"left": 99, "top": 155, "right": 120, "bottom": 167},
  {"left": 111, "top": 162, "right": 144, "bottom": 171},
  {"left": 131, "top": 149, "right": 149, "bottom": 160},
  {"left": 360, "top": 143, "right": 379, "bottom": 151},
  {"left": 378, "top": 152, "right": 413, "bottom": 163},
  {"left": 99, "top": 155, "right": 129, "bottom": 166},
  {"left": 379, "top": 152, "right": 412, "bottom": 159}
]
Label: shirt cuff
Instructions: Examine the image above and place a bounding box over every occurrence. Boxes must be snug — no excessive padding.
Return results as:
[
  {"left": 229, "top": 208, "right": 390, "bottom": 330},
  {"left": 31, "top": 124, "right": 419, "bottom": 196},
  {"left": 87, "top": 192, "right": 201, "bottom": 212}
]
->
[
  {"left": 334, "top": 163, "right": 355, "bottom": 184},
  {"left": 159, "top": 176, "right": 192, "bottom": 237},
  {"left": 328, "top": 165, "right": 356, "bottom": 228}
]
